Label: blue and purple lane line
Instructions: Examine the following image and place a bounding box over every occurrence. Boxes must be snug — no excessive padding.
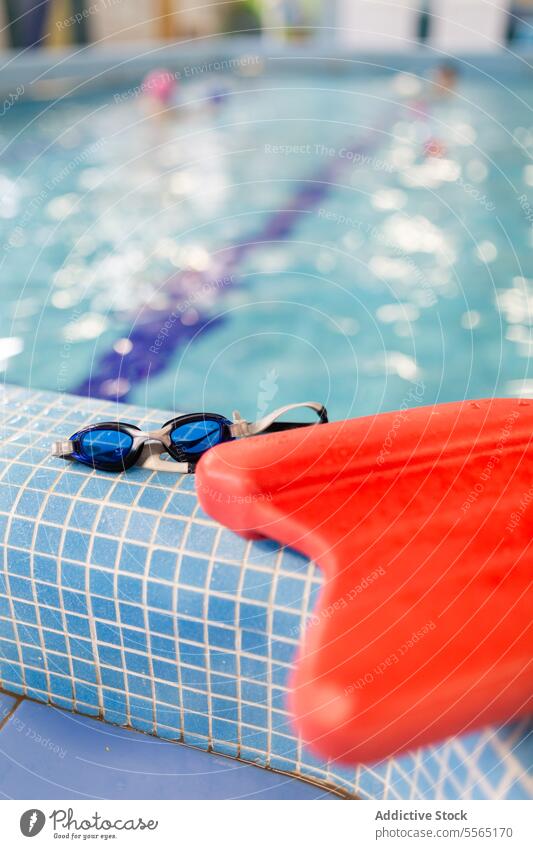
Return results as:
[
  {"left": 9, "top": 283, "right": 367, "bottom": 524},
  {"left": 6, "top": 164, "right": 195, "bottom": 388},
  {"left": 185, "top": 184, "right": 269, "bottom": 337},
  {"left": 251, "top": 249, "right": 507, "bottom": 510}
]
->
[{"left": 73, "top": 115, "right": 396, "bottom": 404}]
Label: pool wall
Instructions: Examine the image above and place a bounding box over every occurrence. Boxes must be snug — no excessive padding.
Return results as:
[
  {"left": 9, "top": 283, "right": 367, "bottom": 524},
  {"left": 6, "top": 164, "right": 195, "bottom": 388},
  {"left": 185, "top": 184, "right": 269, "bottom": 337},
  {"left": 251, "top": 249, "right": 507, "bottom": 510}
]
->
[
  {"left": 0, "top": 383, "right": 530, "bottom": 800},
  {"left": 1, "top": 40, "right": 533, "bottom": 94}
]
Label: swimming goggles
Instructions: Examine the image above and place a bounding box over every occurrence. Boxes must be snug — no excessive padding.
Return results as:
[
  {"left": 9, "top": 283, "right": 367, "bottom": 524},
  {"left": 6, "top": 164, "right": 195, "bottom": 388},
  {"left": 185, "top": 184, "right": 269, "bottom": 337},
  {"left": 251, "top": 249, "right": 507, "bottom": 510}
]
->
[{"left": 51, "top": 402, "right": 328, "bottom": 474}]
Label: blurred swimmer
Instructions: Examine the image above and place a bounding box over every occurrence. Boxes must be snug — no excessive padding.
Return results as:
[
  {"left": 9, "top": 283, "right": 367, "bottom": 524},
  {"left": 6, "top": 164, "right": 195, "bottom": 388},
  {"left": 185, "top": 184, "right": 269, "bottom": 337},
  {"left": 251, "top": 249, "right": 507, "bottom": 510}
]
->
[
  {"left": 142, "top": 68, "right": 179, "bottom": 115},
  {"left": 423, "top": 64, "right": 460, "bottom": 156},
  {"left": 432, "top": 63, "right": 458, "bottom": 97},
  {"left": 207, "top": 86, "right": 230, "bottom": 107}
]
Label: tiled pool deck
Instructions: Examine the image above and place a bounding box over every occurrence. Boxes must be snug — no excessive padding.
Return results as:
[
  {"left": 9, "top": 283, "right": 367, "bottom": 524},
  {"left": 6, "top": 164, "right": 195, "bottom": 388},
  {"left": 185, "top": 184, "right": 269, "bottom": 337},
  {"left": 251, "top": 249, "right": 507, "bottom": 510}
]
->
[{"left": 0, "top": 384, "right": 531, "bottom": 800}]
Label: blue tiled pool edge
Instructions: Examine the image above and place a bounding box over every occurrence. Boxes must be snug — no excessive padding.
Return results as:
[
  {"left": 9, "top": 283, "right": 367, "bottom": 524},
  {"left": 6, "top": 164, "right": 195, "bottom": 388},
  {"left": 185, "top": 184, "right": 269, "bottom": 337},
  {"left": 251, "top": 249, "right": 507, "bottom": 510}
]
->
[{"left": 1, "top": 383, "right": 531, "bottom": 800}]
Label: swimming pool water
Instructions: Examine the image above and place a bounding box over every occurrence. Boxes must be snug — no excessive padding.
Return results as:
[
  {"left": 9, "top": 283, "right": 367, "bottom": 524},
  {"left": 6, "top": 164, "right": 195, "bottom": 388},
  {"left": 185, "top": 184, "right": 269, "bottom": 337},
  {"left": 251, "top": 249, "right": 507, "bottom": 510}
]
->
[{"left": 1, "top": 66, "right": 532, "bottom": 421}]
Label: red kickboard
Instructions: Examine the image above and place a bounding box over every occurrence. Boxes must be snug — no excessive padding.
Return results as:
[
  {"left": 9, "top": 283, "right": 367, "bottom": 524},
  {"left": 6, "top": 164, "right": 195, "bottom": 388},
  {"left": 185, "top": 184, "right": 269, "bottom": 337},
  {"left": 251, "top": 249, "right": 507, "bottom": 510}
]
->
[{"left": 196, "top": 399, "right": 533, "bottom": 764}]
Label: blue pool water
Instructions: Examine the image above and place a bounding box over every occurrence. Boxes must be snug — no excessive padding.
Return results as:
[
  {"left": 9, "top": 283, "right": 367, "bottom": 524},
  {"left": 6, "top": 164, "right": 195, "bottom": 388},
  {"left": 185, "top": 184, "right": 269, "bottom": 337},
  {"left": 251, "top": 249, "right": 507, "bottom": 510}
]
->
[{"left": 1, "top": 66, "right": 532, "bottom": 420}]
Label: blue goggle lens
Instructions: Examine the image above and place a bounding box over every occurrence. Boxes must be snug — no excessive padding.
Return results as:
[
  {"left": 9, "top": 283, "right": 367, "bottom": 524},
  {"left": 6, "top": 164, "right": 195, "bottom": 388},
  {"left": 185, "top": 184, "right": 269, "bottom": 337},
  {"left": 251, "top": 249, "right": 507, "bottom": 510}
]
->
[
  {"left": 79, "top": 428, "right": 134, "bottom": 466},
  {"left": 170, "top": 418, "right": 226, "bottom": 457}
]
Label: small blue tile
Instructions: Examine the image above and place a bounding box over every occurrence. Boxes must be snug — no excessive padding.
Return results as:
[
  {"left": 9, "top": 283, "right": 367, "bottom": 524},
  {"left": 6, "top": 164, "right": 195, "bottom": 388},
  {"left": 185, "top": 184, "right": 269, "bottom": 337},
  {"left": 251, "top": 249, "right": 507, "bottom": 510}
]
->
[
  {"left": 109, "top": 481, "right": 141, "bottom": 505},
  {"left": 81, "top": 477, "right": 114, "bottom": 500},
  {"left": 66, "top": 614, "right": 91, "bottom": 638},
  {"left": 125, "top": 651, "right": 150, "bottom": 676},
  {"left": 28, "top": 468, "right": 62, "bottom": 492},
  {"left": 75, "top": 682, "right": 98, "bottom": 706},
  {"left": 69, "top": 501, "right": 98, "bottom": 530},
  {"left": 47, "top": 654, "right": 70, "bottom": 676},
  {"left": 241, "top": 680, "right": 267, "bottom": 704},
  {"left": 118, "top": 575, "right": 143, "bottom": 605},
  {"left": 128, "top": 673, "right": 152, "bottom": 699},
  {"left": 241, "top": 727, "right": 268, "bottom": 752},
  {"left": 9, "top": 518, "right": 35, "bottom": 549},
  {"left": 208, "top": 595, "right": 235, "bottom": 624},
  {"left": 91, "top": 596, "right": 116, "bottom": 621},
  {"left": 274, "top": 575, "right": 306, "bottom": 609},
  {"left": 91, "top": 536, "right": 118, "bottom": 568},
  {"left": 213, "top": 697, "right": 238, "bottom": 723},
  {"left": 119, "top": 602, "right": 144, "bottom": 629},
  {"left": 90, "top": 568, "right": 115, "bottom": 598},
  {"left": 20, "top": 646, "right": 44, "bottom": 669},
  {"left": 13, "top": 600, "right": 37, "bottom": 624},
  {"left": 242, "top": 569, "right": 271, "bottom": 602},
  {"left": 43, "top": 630, "right": 67, "bottom": 653},
  {"left": 9, "top": 576, "right": 33, "bottom": 601},
  {"left": 42, "top": 495, "right": 71, "bottom": 524},
  {"left": 153, "top": 658, "right": 178, "bottom": 682},
  {"left": 96, "top": 507, "right": 128, "bottom": 536},
  {"left": 62, "top": 531, "right": 90, "bottom": 563},
  {"left": 72, "top": 659, "right": 97, "bottom": 684},
  {"left": 119, "top": 543, "right": 147, "bottom": 575},
  {"left": 36, "top": 583, "right": 61, "bottom": 608},
  {"left": 35, "top": 524, "right": 62, "bottom": 555},
  {"left": 2, "top": 463, "right": 33, "bottom": 486},
  {"left": 147, "top": 582, "right": 173, "bottom": 611},
  {"left": 178, "top": 554, "right": 208, "bottom": 587},
  {"left": 210, "top": 562, "right": 240, "bottom": 595},
  {"left": 271, "top": 638, "right": 296, "bottom": 663},
  {"left": 60, "top": 561, "right": 86, "bottom": 592},
  {"left": 166, "top": 491, "right": 196, "bottom": 516},
  {"left": 181, "top": 666, "right": 207, "bottom": 690},
  {"left": 208, "top": 625, "right": 235, "bottom": 650},
  {"left": 39, "top": 607, "right": 63, "bottom": 630},
  {"left": 212, "top": 718, "right": 238, "bottom": 743},
  {"left": 138, "top": 487, "right": 168, "bottom": 511},
  {"left": 101, "top": 666, "right": 125, "bottom": 690},
  {"left": 149, "top": 549, "right": 178, "bottom": 582},
  {"left": 149, "top": 611, "right": 174, "bottom": 637},
  {"left": 239, "top": 602, "right": 267, "bottom": 632},
  {"left": 53, "top": 472, "right": 86, "bottom": 496},
  {"left": 185, "top": 522, "right": 216, "bottom": 555},
  {"left": 273, "top": 609, "right": 300, "bottom": 638},
  {"left": 155, "top": 680, "right": 180, "bottom": 706},
  {"left": 49, "top": 674, "right": 73, "bottom": 699},
  {"left": 241, "top": 656, "right": 267, "bottom": 682},
  {"left": 123, "top": 629, "right": 146, "bottom": 653},
  {"left": 154, "top": 517, "right": 185, "bottom": 548},
  {"left": 102, "top": 688, "right": 127, "bottom": 721},
  {"left": 126, "top": 512, "right": 157, "bottom": 542},
  {"left": 241, "top": 630, "right": 268, "bottom": 657},
  {"left": 215, "top": 529, "right": 247, "bottom": 561},
  {"left": 7, "top": 548, "right": 31, "bottom": 576},
  {"left": 16, "top": 490, "right": 42, "bottom": 518},
  {"left": 179, "top": 642, "right": 206, "bottom": 668},
  {"left": 33, "top": 554, "right": 57, "bottom": 583},
  {"left": 98, "top": 644, "right": 122, "bottom": 667},
  {"left": 177, "top": 618, "right": 203, "bottom": 643},
  {"left": 128, "top": 693, "right": 153, "bottom": 728},
  {"left": 280, "top": 547, "right": 310, "bottom": 574},
  {"left": 177, "top": 588, "right": 203, "bottom": 619},
  {"left": 210, "top": 651, "right": 236, "bottom": 677},
  {"left": 211, "top": 674, "right": 237, "bottom": 700},
  {"left": 242, "top": 704, "right": 268, "bottom": 728},
  {"left": 183, "top": 711, "right": 209, "bottom": 738},
  {"left": 151, "top": 635, "right": 175, "bottom": 659},
  {"left": 25, "top": 668, "right": 48, "bottom": 692},
  {"left": 1, "top": 640, "right": 20, "bottom": 662}
]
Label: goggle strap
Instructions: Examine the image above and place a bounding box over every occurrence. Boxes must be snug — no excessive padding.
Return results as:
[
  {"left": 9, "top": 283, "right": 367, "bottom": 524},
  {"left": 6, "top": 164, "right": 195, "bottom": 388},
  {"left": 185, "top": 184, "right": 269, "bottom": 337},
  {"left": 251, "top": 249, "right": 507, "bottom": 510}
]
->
[
  {"left": 240, "top": 402, "right": 328, "bottom": 437},
  {"left": 137, "top": 442, "right": 191, "bottom": 474},
  {"left": 51, "top": 440, "right": 75, "bottom": 457}
]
